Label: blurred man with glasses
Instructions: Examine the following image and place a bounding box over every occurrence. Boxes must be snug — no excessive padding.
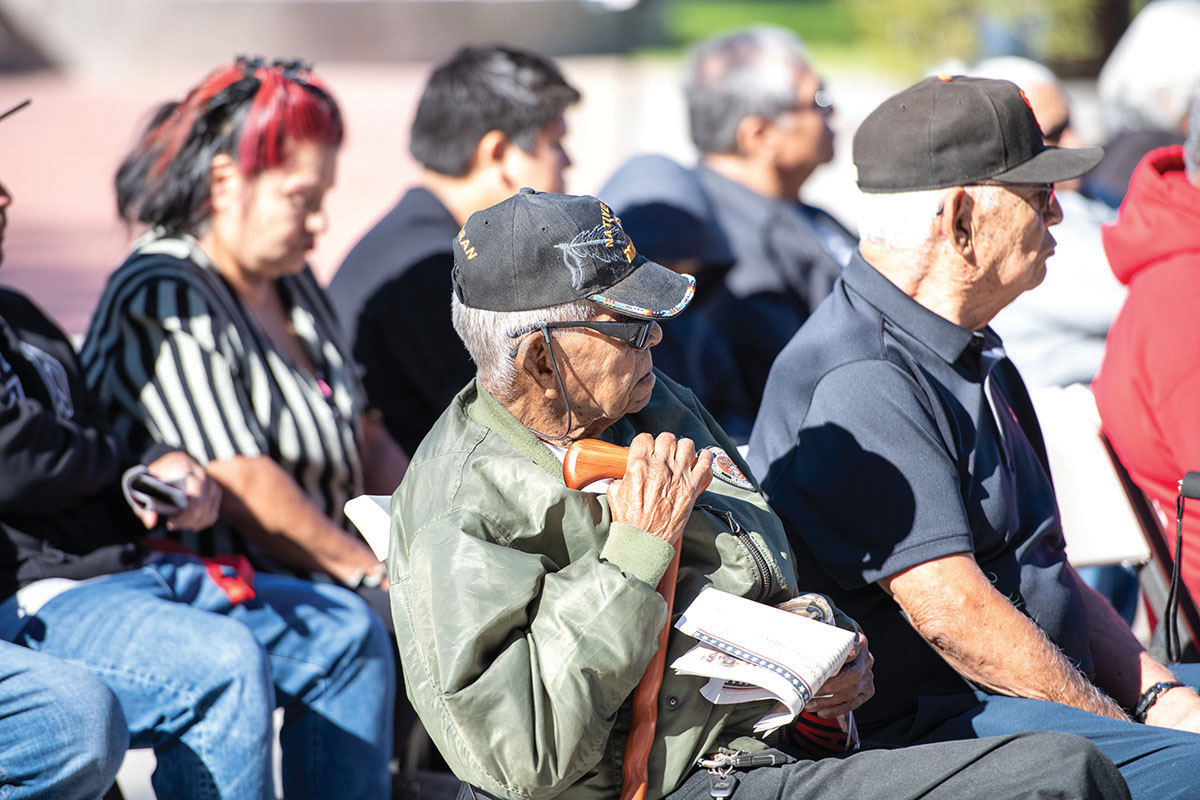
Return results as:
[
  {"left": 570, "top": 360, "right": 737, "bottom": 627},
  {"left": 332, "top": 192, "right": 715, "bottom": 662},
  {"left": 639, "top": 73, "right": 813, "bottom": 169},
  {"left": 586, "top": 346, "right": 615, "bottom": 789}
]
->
[{"left": 681, "top": 26, "right": 855, "bottom": 438}]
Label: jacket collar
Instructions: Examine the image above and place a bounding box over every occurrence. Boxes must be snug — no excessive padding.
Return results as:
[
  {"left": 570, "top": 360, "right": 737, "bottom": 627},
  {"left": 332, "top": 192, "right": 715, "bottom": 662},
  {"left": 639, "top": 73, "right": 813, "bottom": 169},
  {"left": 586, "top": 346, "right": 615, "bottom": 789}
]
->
[{"left": 465, "top": 380, "right": 565, "bottom": 481}]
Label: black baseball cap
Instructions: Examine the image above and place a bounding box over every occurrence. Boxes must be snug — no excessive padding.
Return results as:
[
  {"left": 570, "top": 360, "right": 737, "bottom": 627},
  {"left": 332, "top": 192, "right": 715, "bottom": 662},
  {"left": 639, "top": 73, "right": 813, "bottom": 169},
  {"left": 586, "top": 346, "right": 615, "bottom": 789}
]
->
[
  {"left": 452, "top": 188, "right": 695, "bottom": 319},
  {"left": 853, "top": 75, "right": 1102, "bottom": 193}
]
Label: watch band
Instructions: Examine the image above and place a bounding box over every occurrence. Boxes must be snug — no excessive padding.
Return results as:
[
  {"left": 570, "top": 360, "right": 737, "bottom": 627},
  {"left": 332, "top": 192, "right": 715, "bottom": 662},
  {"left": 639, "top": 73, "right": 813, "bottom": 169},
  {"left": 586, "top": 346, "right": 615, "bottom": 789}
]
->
[{"left": 1133, "top": 680, "right": 1185, "bottom": 723}]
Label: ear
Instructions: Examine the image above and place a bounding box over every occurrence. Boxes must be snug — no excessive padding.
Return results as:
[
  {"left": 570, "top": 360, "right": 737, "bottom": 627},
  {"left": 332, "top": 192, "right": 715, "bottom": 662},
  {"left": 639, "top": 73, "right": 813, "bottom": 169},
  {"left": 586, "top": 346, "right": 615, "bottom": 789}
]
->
[
  {"left": 734, "top": 115, "right": 773, "bottom": 160},
  {"left": 941, "top": 187, "right": 976, "bottom": 263},
  {"left": 514, "top": 330, "right": 559, "bottom": 400},
  {"left": 208, "top": 153, "right": 244, "bottom": 214},
  {"left": 471, "top": 129, "right": 509, "bottom": 174}
]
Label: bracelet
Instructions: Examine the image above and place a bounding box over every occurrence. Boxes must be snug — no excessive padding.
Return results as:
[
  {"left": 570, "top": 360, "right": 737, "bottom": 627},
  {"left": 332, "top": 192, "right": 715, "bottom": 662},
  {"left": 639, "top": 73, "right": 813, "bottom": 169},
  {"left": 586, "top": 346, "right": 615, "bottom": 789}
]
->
[{"left": 1133, "top": 681, "right": 1186, "bottom": 723}]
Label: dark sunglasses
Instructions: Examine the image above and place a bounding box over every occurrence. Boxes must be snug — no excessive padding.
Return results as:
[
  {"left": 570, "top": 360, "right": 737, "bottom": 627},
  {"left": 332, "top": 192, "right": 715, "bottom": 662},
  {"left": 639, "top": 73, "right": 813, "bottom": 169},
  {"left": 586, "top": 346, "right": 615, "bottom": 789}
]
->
[{"left": 507, "top": 319, "right": 656, "bottom": 358}]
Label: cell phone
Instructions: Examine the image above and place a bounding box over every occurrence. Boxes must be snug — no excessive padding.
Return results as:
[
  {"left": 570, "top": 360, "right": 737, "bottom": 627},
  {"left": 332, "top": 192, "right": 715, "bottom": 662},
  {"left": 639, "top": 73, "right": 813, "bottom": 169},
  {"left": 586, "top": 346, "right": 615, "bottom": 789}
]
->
[{"left": 121, "top": 466, "right": 187, "bottom": 516}]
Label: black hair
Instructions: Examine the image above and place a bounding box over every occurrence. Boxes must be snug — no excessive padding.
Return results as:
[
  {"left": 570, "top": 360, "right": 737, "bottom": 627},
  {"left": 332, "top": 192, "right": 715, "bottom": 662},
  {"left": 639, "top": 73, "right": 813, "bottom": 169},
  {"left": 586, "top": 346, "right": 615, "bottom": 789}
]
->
[
  {"left": 409, "top": 46, "right": 580, "bottom": 177},
  {"left": 115, "top": 58, "right": 343, "bottom": 234}
]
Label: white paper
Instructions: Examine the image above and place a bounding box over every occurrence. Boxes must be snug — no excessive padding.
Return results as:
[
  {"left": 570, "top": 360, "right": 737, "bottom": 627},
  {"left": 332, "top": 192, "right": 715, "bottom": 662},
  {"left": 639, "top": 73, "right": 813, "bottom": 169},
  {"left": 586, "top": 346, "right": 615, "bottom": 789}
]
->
[{"left": 672, "top": 587, "right": 856, "bottom": 733}]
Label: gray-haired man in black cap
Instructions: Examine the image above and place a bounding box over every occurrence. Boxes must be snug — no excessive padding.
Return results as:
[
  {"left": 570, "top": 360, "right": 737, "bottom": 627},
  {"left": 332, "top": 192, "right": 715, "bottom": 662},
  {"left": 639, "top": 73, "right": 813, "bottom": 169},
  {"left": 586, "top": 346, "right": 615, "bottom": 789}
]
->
[
  {"left": 384, "top": 187, "right": 1131, "bottom": 800},
  {"left": 748, "top": 75, "right": 1200, "bottom": 797}
]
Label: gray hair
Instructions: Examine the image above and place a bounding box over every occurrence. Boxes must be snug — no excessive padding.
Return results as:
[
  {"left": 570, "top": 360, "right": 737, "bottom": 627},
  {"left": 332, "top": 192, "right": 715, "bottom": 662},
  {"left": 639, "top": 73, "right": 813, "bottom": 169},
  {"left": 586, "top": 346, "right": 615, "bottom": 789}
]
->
[
  {"left": 1098, "top": 0, "right": 1200, "bottom": 136},
  {"left": 685, "top": 26, "right": 813, "bottom": 154},
  {"left": 856, "top": 186, "right": 1003, "bottom": 251},
  {"left": 856, "top": 189, "right": 947, "bottom": 250},
  {"left": 451, "top": 294, "right": 597, "bottom": 400}
]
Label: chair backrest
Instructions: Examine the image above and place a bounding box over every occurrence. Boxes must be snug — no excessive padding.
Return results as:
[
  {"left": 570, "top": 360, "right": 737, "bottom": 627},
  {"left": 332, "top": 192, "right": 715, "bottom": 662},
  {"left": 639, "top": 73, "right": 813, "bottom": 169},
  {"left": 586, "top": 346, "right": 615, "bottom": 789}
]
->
[
  {"left": 1031, "top": 383, "right": 1200, "bottom": 659},
  {"left": 344, "top": 494, "right": 391, "bottom": 560},
  {"left": 1100, "top": 435, "right": 1200, "bottom": 661},
  {"left": 1030, "top": 384, "right": 1151, "bottom": 568}
]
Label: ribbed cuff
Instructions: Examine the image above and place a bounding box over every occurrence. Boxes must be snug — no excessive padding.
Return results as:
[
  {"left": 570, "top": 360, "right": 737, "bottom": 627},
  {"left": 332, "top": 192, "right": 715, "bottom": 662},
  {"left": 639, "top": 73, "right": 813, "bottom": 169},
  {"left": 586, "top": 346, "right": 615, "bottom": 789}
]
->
[{"left": 601, "top": 522, "right": 675, "bottom": 589}]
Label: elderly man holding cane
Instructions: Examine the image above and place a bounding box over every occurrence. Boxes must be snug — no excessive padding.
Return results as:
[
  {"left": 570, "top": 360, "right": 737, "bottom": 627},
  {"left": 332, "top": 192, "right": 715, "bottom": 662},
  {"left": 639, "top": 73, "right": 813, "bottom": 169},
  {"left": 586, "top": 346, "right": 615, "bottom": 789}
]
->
[{"left": 387, "top": 188, "right": 1129, "bottom": 800}]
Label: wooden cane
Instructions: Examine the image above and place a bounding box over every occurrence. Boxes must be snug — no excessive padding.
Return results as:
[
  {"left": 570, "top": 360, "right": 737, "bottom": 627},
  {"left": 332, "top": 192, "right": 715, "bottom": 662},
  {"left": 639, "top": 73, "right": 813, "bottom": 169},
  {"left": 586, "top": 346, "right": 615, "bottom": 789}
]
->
[{"left": 563, "top": 439, "right": 682, "bottom": 800}]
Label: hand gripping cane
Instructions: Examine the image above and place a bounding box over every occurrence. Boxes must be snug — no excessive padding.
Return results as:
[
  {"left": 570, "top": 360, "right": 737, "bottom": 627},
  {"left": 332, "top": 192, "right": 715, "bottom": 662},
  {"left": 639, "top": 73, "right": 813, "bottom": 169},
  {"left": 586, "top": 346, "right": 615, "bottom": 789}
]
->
[{"left": 562, "top": 439, "right": 680, "bottom": 800}]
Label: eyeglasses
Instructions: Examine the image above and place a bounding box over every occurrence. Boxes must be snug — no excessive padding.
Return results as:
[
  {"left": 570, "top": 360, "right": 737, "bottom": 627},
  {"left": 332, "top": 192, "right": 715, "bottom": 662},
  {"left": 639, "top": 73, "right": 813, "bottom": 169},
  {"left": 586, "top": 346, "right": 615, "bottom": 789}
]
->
[
  {"left": 935, "top": 181, "right": 1056, "bottom": 217},
  {"left": 984, "top": 181, "right": 1056, "bottom": 216},
  {"left": 791, "top": 88, "right": 834, "bottom": 117},
  {"left": 506, "top": 319, "right": 656, "bottom": 358}
]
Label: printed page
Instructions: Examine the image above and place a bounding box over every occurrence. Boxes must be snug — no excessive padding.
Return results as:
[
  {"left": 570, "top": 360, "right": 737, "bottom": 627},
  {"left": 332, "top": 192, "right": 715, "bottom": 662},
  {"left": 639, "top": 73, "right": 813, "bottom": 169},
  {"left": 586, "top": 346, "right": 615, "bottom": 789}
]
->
[{"left": 673, "top": 588, "right": 855, "bottom": 723}]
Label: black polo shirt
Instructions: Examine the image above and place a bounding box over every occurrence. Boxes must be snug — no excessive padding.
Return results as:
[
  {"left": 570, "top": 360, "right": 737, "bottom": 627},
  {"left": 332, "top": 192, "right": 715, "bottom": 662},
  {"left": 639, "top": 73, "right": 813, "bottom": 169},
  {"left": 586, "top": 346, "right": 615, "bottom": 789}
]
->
[{"left": 747, "top": 252, "right": 1094, "bottom": 733}]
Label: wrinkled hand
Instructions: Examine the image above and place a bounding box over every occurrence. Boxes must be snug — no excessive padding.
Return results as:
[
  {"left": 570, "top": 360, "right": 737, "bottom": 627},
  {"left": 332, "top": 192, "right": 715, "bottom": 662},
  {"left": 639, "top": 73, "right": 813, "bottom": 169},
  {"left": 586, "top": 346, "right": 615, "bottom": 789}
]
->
[
  {"left": 806, "top": 632, "right": 875, "bottom": 718},
  {"left": 140, "top": 451, "right": 222, "bottom": 532},
  {"left": 606, "top": 432, "right": 714, "bottom": 546}
]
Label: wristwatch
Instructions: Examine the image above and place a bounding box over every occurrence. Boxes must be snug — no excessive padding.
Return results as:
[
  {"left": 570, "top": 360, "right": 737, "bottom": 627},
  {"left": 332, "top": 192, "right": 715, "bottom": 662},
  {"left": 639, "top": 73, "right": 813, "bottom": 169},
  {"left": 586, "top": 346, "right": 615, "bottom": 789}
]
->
[{"left": 1133, "top": 680, "right": 1185, "bottom": 723}]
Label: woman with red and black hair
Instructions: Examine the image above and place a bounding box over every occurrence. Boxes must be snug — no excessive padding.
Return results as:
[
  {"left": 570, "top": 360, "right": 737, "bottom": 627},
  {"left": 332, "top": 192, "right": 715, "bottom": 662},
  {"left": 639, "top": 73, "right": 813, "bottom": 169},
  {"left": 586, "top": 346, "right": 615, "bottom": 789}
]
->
[
  {"left": 82, "top": 58, "right": 407, "bottom": 596},
  {"left": 0, "top": 60, "right": 397, "bottom": 800}
]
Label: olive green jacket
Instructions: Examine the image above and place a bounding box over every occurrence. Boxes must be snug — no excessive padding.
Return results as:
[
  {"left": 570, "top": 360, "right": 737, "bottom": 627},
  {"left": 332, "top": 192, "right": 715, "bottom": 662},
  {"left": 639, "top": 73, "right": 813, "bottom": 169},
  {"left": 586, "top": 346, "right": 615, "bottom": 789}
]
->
[{"left": 389, "top": 373, "right": 800, "bottom": 799}]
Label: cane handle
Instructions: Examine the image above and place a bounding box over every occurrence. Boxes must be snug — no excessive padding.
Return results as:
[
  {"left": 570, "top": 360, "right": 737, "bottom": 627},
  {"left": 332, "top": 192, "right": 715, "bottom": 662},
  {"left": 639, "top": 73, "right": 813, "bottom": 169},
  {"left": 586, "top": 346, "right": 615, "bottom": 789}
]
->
[{"left": 563, "top": 439, "right": 630, "bottom": 489}]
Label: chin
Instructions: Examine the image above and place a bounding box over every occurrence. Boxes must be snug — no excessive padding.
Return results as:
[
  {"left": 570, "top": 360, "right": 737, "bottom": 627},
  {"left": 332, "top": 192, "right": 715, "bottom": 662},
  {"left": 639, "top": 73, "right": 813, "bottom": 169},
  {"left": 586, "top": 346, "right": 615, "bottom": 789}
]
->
[{"left": 625, "top": 373, "right": 656, "bottom": 414}]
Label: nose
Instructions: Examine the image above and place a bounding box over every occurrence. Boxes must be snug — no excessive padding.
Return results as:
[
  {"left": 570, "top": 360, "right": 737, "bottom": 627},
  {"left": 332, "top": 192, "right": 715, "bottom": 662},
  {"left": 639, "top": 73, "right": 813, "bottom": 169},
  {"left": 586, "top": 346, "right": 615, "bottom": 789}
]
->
[
  {"left": 647, "top": 321, "right": 663, "bottom": 349},
  {"left": 1044, "top": 192, "right": 1063, "bottom": 227},
  {"left": 307, "top": 207, "right": 328, "bottom": 236},
  {"left": 0, "top": 182, "right": 11, "bottom": 209}
]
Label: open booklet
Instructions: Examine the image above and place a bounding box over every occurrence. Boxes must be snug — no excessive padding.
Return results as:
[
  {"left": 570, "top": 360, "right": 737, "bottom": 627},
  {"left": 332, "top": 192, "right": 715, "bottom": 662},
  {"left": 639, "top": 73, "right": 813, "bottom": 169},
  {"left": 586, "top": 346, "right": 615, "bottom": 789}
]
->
[{"left": 673, "top": 588, "right": 856, "bottom": 735}]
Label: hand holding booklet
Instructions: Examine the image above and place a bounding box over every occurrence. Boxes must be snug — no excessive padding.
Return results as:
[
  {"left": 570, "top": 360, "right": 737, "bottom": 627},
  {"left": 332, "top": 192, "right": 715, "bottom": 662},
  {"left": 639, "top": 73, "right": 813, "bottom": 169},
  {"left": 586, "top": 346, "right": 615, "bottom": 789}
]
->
[{"left": 672, "top": 588, "right": 856, "bottom": 735}]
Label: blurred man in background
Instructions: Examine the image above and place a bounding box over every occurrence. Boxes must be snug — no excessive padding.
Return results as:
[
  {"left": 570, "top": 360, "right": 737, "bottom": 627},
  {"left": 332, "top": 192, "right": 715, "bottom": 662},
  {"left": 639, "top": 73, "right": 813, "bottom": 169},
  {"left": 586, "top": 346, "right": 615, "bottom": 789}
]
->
[
  {"left": 328, "top": 45, "right": 580, "bottom": 454},
  {"left": 1087, "top": 0, "right": 1200, "bottom": 207},
  {"left": 683, "top": 26, "right": 856, "bottom": 428},
  {"left": 974, "top": 56, "right": 1125, "bottom": 391}
]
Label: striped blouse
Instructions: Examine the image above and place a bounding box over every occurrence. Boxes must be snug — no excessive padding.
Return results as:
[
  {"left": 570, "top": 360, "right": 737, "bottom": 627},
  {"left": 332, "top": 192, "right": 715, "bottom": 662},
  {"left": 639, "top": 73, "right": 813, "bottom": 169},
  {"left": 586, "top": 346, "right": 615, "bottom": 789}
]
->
[{"left": 80, "top": 232, "right": 365, "bottom": 565}]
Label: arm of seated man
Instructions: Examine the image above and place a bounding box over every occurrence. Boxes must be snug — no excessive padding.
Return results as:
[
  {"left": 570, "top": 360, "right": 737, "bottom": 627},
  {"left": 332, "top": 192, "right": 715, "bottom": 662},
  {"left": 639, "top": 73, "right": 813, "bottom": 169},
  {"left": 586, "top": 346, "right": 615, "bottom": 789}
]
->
[
  {"left": 1075, "top": 567, "right": 1200, "bottom": 732},
  {"left": 879, "top": 552, "right": 1127, "bottom": 720}
]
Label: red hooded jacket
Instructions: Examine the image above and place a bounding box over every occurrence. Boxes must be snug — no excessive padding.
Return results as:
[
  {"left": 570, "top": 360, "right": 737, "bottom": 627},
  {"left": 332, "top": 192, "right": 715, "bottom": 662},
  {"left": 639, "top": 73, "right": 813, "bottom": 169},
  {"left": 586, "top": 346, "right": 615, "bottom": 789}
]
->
[{"left": 1094, "top": 145, "right": 1200, "bottom": 599}]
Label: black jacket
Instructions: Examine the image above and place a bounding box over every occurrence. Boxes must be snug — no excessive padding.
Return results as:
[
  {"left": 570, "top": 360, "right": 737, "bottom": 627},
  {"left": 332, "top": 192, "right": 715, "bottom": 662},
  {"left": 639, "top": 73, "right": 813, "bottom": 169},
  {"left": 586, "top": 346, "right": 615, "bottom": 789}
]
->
[
  {"left": 327, "top": 187, "right": 475, "bottom": 454},
  {"left": 0, "top": 289, "right": 154, "bottom": 599}
]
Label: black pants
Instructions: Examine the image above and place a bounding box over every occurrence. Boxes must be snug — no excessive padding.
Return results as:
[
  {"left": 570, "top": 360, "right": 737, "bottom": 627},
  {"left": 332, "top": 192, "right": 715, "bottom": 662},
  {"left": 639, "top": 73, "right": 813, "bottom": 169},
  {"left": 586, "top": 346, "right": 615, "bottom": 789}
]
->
[{"left": 665, "top": 731, "right": 1129, "bottom": 800}]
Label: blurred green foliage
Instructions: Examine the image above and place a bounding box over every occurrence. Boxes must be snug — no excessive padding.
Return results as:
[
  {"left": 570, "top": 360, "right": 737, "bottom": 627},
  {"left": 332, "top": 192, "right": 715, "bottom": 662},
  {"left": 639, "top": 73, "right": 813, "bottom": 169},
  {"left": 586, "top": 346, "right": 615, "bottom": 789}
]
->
[
  {"left": 847, "top": 0, "right": 1105, "bottom": 70},
  {"left": 662, "top": 0, "right": 858, "bottom": 46},
  {"left": 656, "top": 0, "right": 1129, "bottom": 76}
]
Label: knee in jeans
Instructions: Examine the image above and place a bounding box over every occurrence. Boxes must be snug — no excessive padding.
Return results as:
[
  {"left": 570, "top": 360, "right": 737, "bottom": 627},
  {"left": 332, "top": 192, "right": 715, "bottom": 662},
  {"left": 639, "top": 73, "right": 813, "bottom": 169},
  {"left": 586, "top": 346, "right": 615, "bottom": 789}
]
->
[
  {"left": 60, "top": 672, "right": 129, "bottom": 797},
  {"left": 328, "top": 587, "right": 394, "bottom": 665},
  {"left": 198, "top": 617, "right": 273, "bottom": 692}
]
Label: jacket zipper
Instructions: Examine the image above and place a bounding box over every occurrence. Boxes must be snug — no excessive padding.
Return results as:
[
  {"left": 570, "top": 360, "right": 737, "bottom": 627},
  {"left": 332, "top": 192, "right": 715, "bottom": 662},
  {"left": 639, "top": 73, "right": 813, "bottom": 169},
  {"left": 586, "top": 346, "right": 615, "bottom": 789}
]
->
[{"left": 697, "top": 504, "right": 773, "bottom": 603}]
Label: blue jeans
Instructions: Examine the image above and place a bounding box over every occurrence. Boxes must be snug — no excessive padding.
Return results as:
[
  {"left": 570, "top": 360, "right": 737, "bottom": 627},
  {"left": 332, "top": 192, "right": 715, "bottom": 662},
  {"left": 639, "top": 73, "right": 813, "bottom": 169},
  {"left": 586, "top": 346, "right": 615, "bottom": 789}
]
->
[
  {"left": 0, "top": 640, "right": 127, "bottom": 799},
  {"left": 867, "top": 663, "right": 1200, "bottom": 800},
  {"left": 3, "top": 556, "right": 394, "bottom": 799}
]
